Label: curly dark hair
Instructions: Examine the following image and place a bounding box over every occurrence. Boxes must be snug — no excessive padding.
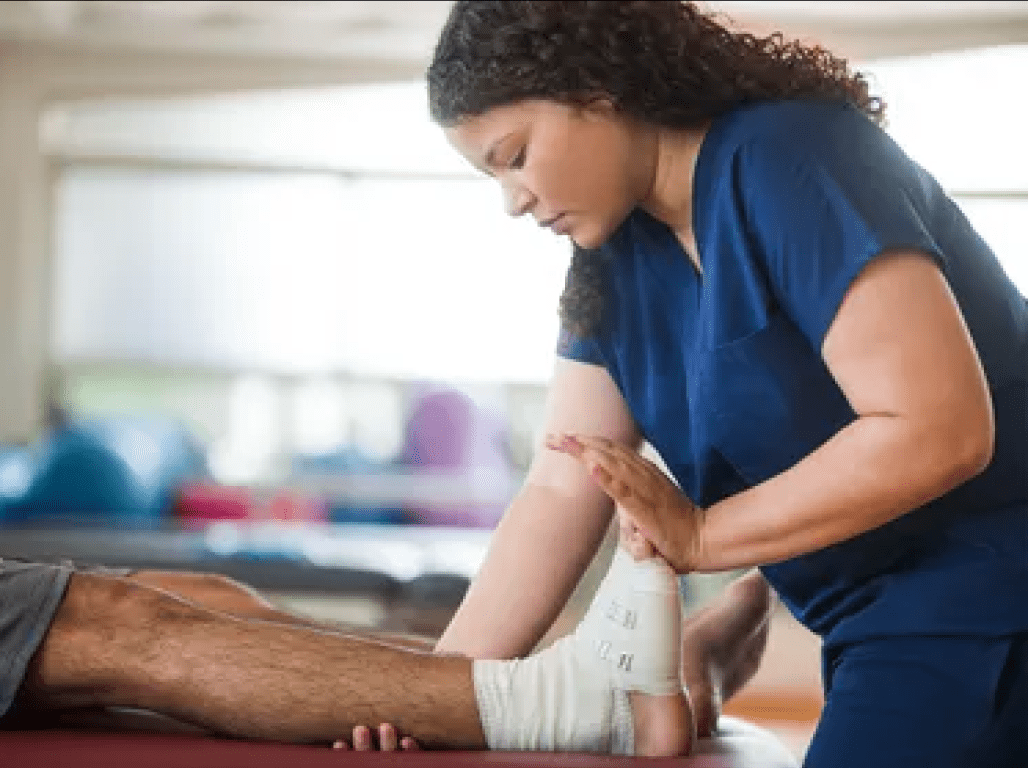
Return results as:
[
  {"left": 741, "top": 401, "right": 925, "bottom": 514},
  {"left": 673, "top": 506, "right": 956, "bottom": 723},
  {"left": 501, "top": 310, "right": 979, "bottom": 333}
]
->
[{"left": 427, "top": 1, "right": 886, "bottom": 337}]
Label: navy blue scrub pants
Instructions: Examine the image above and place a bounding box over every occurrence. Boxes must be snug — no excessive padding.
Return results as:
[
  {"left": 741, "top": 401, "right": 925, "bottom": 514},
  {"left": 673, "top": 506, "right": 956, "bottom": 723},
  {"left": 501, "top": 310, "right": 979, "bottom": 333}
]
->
[{"left": 803, "top": 633, "right": 1028, "bottom": 768}]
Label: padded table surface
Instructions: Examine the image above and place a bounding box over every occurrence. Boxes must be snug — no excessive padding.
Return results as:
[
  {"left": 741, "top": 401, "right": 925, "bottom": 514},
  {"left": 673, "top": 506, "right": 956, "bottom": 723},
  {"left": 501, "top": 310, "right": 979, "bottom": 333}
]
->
[
  {"left": 0, "top": 715, "right": 797, "bottom": 768},
  {"left": 0, "top": 521, "right": 493, "bottom": 596}
]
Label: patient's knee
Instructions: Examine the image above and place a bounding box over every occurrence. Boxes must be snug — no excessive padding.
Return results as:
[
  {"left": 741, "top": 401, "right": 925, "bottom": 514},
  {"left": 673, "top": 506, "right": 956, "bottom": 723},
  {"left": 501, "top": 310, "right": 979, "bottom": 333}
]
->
[
  {"left": 67, "top": 572, "right": 198, "bottom": 630},
  {"left": 25, "top": 572, "right": 206, "bottom": 709},
  {"left": 129, "top": 570, "right": 275, "bottom": 615}
]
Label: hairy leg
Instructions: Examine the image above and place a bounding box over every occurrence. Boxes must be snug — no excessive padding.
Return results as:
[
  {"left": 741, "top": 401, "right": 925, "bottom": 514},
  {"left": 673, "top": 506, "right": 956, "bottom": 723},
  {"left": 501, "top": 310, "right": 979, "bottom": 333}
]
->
[
  {"left": 143, "top": 568, "right": 695, "bottom": 756},
  {"left": 126, "top": 570, "right": 436, "bottom": 652},
  {"left": 679, "top": 569, "right": 774, "bottom": 737},
  {"left": 125, "top": 565, "right": 771, "bottom": 747},
  {"left": 132, "top": 569, "right": 747, "bottom": 750},
  {"left": 18, "top": 572, "right": 485, "bottom": 748},
  {"left": 126, "top": 570, "right": 437, "bottom": 748},
  {"left": 148, "top": 559, "right": 696, "bottom": 756}
]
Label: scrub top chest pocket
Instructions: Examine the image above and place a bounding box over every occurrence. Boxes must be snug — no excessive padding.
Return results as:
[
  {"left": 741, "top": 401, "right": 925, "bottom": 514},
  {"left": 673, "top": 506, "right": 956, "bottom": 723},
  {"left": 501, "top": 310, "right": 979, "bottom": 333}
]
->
[{"left": 689, "top": 310, "right": 855, "bottom": 488}]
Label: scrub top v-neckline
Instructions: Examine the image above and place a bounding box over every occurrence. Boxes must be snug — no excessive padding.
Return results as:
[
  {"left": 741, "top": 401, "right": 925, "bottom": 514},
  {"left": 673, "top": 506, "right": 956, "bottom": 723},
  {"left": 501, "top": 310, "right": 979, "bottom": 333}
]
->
[{"left": 634, "top": 109, "right": 728, "bottom": 345}]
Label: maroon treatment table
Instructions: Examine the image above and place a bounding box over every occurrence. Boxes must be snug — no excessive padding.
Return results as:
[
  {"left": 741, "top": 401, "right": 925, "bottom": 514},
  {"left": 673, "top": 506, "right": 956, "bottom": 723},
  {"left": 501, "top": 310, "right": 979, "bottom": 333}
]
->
[{"left": 0, "top": 711, "right": 798, "bottom": 768}]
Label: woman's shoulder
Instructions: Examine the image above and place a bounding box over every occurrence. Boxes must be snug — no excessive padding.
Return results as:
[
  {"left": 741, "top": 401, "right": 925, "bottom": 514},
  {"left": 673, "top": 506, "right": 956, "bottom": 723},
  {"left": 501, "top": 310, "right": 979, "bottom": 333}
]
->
[
  {"left": 711, "top": 98, "right": 878, "bottom": 161},
  {"left": 723, "top": 97, "right": 863, "bottom": 135},
  {"left": 699, "top": 98, "right": 901, "bottom": 203}
]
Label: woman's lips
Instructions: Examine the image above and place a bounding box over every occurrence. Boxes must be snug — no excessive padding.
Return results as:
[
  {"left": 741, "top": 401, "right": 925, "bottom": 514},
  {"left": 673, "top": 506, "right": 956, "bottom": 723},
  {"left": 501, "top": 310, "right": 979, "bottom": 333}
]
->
[{"left": 546, "top": 213, "right": 571, "bottom": 235}]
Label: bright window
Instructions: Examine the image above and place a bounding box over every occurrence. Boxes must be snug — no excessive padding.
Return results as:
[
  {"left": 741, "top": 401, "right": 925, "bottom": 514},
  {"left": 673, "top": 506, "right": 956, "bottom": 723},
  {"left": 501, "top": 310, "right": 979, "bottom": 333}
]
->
[
  {"left": 49, "top": 53, "right": 1028, "bottom": 386},
  {"left": 863, "top": 45, "right": 1028, "bottom": 296},
  {"left": 49, "top": 84, "right": 571, "bottom": 383}
]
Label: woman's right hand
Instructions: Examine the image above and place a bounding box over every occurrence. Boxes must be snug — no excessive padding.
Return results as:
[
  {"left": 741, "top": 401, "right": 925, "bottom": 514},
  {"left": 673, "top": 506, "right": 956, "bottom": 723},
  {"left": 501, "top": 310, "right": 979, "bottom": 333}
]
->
[{"left": 333, "top": 723, "right": 420, "bottom": 751}]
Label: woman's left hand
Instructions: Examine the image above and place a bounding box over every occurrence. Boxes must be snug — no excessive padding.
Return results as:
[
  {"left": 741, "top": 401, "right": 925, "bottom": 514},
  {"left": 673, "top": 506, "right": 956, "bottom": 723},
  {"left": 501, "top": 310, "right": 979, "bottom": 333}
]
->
[{"left": 545, "top": 433, "right": 706, "bottom": 573}]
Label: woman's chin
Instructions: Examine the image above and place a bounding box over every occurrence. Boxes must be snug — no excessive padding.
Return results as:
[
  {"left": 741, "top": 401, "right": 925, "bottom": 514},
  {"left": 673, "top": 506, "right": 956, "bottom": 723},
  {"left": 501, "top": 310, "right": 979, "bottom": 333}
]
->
[
  {"left": 569, "top": 218, "right": 624, "bottom": 250},
  {"left": 568, "top": 228, "right": 600, "bottom": 250}
]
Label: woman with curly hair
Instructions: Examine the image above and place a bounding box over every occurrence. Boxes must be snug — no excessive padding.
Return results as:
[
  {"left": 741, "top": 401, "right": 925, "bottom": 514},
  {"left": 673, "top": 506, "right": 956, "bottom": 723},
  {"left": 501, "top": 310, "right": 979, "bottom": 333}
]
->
[
  {"left": 0, "top": 4, "right": 796, "bottom": 755},
  {"left": 426, "top": 1, "right": 1028, "bottom": 766},
  {"left": 8, "top": 1, "right": 1024, "bottom": 763}
]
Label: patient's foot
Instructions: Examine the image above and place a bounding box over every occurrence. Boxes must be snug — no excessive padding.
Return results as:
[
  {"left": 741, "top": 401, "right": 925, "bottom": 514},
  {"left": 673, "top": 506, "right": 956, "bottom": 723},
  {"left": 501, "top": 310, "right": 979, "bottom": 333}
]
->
[
  {"left": 581, "top": 547, "right": 694, "bottom": 757},
  {"left": 473, "top": 546, "right": 697, "bottom": 756},
  {"left": 680, "top": 570, "right": 773, "bottom": 737}
]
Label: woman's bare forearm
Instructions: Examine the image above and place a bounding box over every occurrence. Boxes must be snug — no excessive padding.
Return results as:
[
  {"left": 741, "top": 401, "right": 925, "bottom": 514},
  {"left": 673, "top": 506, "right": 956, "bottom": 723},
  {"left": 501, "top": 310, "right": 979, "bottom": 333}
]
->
[
  {"left": 435, "top": 481, "right": 615, "bottom": 659},
  {"left": 696, "top": 413, "right": 990, "bottom": 572}
]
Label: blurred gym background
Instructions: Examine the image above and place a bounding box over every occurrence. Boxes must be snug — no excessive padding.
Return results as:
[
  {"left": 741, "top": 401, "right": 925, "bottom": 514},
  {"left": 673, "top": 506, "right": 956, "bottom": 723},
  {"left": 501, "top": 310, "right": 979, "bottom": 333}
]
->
[{"left": 1, "top": 1, "right": 1027, "bottom": 757}]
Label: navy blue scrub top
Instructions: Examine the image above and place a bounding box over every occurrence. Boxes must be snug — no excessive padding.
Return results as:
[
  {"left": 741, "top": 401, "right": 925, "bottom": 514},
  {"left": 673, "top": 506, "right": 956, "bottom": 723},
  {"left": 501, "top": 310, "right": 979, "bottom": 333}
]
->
[{"left": 558, "top": 99, "right": 1028, "bottom": 649}]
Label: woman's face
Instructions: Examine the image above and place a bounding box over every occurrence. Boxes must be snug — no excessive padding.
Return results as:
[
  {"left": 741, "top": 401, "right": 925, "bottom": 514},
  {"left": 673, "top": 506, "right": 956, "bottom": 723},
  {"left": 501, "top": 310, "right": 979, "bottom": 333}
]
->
[{"left": 444, "top": 99, "right": 655, "bottom": 249}]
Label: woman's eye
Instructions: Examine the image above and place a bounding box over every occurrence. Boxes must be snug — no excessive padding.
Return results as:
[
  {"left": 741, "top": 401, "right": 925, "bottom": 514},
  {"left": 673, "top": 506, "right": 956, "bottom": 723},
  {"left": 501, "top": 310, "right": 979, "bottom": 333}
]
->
[{"left": 510, "top": 147, "right": 526, "bottom": 169}]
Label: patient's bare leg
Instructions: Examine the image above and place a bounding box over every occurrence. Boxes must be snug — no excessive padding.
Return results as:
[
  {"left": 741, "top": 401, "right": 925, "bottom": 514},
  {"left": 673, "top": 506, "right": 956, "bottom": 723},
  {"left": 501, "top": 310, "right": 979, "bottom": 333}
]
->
[
  {"left": 20, "top": 573, "right": 485, "bottom": 749},
  {"left": 19, "top": 569, "right": 692, "bottom": 754},
  {"left": 126, "top": 570, "right": 436, "bottom": 652},
  {"left": 125, "top": 566, "right": 771, "bottom": 743},
  {"left": 125, "top": 566, "right": 770, "bottom": 744},
  {"left": 126, "top": 568, "right": 692, "bottom": 753}
]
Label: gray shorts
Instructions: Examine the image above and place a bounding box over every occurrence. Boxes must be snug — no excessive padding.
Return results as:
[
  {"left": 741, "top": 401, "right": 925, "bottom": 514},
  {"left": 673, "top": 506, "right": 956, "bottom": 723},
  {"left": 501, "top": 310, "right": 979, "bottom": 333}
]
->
[{"left": 0, "top": 557, "right": 132, "bottom": 718}]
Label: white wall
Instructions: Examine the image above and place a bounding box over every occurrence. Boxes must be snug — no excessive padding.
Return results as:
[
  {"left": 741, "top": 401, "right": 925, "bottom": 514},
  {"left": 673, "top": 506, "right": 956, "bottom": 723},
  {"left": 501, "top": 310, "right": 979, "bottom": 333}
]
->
[
  {"left": 0, "top": 41, "right": 423, "bottom": 442},
  {"left": 4, "top": 8, "right": 1028, "bottom": 441}
]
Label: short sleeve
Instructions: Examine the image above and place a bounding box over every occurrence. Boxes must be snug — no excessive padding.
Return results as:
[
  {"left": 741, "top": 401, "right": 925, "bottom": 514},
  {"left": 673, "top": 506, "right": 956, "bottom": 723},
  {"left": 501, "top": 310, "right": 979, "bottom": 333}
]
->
[
  {"left": 555, "top": 325, "right": 605, "bottom": 365},
  {"left": 739, "top": 106, "right": 948, "bottom": 351}
]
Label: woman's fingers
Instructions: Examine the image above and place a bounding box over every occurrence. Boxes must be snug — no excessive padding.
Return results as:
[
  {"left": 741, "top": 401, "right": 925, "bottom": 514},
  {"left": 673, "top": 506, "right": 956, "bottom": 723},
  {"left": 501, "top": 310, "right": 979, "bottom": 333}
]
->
[
  {"left": 586, "top": 452, "right": 634, "bottom": 502},
  {"left": 546, "top": 433, "right": 627, "bottom": 473},
  {"left": 618, "top": 510, "right": 657, "bottom": 559},
  {"left": 619, "top": 502, "right": 662, "bottom": 548},
  {"left": 587, "top": 448, "right": 661, "bottom": 514},
  {"left": 547, "top": 433, "right": 660, "bottom": 489},
  {"left": 545, "top": 432, "right": 585, "bottom": 457},
  {"left": 547, "top": 432, "right": 704, "bottom": 573}
]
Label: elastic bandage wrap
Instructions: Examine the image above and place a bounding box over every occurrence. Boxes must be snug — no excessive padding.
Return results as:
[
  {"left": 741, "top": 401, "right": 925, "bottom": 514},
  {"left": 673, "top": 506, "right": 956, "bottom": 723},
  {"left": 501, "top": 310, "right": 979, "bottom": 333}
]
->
[{"left": 473, "top": 547, "right": 682, "bottom": 754}]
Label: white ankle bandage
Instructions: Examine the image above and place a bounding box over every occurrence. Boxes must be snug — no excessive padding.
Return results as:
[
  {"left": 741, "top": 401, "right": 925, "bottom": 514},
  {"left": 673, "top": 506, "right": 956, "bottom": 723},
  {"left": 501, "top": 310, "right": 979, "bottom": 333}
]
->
[{"left": 472, "top": 548, "right": 682, "bottom": 754}]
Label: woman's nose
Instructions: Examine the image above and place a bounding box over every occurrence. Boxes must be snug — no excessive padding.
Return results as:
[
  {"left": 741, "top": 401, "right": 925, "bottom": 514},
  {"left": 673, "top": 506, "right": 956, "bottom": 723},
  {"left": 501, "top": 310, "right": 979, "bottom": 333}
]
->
[{"left": 503, "top": 183, "right": 534, "bottom": 218}]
